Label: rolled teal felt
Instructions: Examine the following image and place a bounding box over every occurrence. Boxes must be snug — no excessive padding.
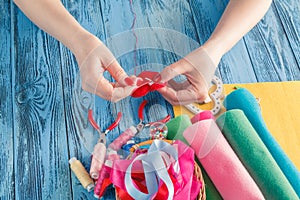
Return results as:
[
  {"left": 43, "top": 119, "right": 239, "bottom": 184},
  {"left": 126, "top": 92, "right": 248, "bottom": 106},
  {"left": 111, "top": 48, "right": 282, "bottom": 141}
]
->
[
  {"left": 223, "top": 88, "right": 300, "bottom": 197},
  {"left": 216, "top": 110, "right": 298, "bottom": 200},
  {"left": 166, "top": 115, "right": 222, "bottom": 200},
  {"left": 166, "top": 115, "right": 191, "bottom": 144}
]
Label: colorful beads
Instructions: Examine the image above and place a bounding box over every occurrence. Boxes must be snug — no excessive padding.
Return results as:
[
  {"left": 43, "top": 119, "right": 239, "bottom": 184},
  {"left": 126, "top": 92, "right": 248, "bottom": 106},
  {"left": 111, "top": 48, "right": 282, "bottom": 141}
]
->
[{"left": 149, "top": 122, "right": 168, "bottom": 139}]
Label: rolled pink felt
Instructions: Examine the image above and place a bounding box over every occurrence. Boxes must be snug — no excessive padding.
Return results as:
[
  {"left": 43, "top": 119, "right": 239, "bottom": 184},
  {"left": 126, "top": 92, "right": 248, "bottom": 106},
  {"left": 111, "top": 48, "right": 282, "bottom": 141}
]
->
[
  {"left": 191, "top": 110, "right": 215, "bottom": 124},
  {"left": 183, "top": 119, "right": 265, "bottom": 200}
]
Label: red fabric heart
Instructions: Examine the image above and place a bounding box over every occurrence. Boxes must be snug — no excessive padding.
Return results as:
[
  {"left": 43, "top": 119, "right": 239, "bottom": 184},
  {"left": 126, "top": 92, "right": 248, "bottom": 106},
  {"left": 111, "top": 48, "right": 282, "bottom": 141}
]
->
[{"left": 131, "top": 71, "right": 166, "bottom": 98}]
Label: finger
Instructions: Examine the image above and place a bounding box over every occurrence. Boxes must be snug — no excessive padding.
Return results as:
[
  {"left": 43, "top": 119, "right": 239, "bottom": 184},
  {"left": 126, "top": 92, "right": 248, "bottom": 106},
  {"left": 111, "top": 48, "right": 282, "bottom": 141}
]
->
[
  {"left": 158, "top": 85, "right": 208, "bottom": 105},
  {"left": 116, "top": 75, "right": 142, "bottom": 87},
  {"left": 110, "top": 85, "right": 137, "bottom": 102},
  {"left": 185, "top": 72, "right": 209, "bottom": 92},
  {"left": 83, "top": 74, "right": 136, "bottom": 102},
  {"left": 167, "top": 80, "right": 191, "bottom": 90},
  {"left": 106, "top": 60, "right": 128, "bottom": 85},
  {"left": 96, "top": 44, "right": 129, "bottom": 85},
  {"left": 82, "top": 81, "right": 114, "bottom": 101},
  {"left": 125, "top": 75, "right": 143, "bottom": 86},
  {"left": 158, "top": 86, "right": 195, "bottom": 105},
  {"left": 156, "top": 60, "right": 188, "bottom": 83}
]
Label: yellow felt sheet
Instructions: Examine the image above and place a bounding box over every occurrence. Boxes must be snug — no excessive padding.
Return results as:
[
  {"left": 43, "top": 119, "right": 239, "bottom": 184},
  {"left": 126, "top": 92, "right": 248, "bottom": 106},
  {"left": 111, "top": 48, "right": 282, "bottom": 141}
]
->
[{"left": 173, "top": 81, "right": 300, "bottom": 170}]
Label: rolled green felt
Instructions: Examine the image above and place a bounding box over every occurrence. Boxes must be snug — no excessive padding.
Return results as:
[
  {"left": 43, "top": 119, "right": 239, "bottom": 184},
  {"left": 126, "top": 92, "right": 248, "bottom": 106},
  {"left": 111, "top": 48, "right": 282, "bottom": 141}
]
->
[
  {"left": 166, "top": 115, "right": 222, "bottom": 200},
  {"left": 166, "top": 115, "right": 191, "bottom": 145},
  {"left": 224, "top": 88, "right": 300, "bottom": 197},
  {"left": 217, "top": 110, "right": 298, "bottom": 200}
]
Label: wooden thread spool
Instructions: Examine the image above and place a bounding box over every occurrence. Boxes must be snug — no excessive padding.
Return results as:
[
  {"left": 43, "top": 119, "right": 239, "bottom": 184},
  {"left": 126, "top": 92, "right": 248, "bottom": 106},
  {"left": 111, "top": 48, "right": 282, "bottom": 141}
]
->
[{"left": 69, "top": 157, "right": 94, "bottom": 192}]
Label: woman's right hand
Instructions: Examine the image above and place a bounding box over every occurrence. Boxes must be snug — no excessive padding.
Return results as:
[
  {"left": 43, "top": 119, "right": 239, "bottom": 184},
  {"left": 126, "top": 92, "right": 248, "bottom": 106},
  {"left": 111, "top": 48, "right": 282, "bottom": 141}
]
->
[
  {"left": 14, "top": 0, "right": 138, "bottom": 102},
  {"left": 72, "top": 32, "right": 139, "bottom": 102}
]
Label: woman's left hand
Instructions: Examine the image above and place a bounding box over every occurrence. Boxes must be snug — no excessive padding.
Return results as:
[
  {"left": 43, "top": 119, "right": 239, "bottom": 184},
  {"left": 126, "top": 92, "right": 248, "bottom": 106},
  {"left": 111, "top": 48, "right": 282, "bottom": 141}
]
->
[{"left": 155, "top": 47, "right": 220, "bottom": 105}]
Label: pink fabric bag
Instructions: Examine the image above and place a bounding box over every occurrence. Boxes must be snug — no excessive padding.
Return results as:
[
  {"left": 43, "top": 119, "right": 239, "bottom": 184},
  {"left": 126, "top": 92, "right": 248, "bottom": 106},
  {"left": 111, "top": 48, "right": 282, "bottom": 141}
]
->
[{"left": 110, "top": 140, "right": 202, "bottom": 200}]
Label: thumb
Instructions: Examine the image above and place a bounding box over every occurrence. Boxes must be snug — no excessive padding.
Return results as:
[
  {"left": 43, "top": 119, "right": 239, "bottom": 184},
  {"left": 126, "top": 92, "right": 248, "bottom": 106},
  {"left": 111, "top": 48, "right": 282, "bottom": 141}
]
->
[{"left": 155, "top": 60, "right": 187, "bottom": 83}]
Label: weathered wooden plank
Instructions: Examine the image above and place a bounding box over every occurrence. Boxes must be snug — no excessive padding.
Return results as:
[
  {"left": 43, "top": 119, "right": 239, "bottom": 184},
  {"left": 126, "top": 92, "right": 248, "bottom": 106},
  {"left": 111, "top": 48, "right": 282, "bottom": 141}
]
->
[
  {"left": 12, "top": 5, "right": 71, "bottom": 200},
  {"left": 243, "top": 2, "right": 300, "bottom": 82},
  {"left": 59, "top": 0, "right": 110, "bottom": 199},
  {"left": 0, "top": 1, "right": 14, "bottom": 199},
  {"left": 188, "top": 0, "right": 258, "bottom": 84},
  {"left": 273, "top": 0, "right": 300, "bottom": 78},
  {"left": 3, "top": 1, "right": 300, "bottom": 200}
]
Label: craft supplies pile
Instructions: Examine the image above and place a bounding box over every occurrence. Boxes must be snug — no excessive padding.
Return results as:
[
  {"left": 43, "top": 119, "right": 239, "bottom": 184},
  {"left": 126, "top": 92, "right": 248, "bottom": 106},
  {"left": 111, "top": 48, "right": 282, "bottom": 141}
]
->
[{"left": 69, "top": 72, "right": 300, "bottom": 200}]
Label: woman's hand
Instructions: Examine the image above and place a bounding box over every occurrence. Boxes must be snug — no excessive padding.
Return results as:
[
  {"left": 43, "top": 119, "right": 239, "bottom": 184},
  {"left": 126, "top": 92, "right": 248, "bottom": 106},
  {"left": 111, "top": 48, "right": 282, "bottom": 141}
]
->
[
  {"left": 156, "top": 0, "right": 272, "bottom": 105},
  {"left": 155, "top": 47, "right": 219, "bottom": 105},
  {"left": 14, "top": 0, "right": 138, "bottom": 102},
  {"left": 74, "top": 33, "right": 138, "bottom": 102}
]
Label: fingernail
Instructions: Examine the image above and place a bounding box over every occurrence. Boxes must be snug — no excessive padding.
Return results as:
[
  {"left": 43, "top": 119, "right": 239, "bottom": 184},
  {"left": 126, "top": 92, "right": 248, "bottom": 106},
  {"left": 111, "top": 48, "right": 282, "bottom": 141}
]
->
[
  {"left": 153, "top": 74, "right": 162, "bottom": 82},
  {"left": 125, "top": 77, "right": 134, "bottom": 86},
  {"left": 137, "top": 79, "right": 144, "bottom": 86}
]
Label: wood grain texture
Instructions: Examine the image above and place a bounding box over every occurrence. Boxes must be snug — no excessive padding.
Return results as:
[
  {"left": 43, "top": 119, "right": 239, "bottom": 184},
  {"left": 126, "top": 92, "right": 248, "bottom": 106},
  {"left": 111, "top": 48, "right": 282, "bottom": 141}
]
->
[
  {"left": 1, "top": 0, "right": 300, "bottom": 199},
  {"left": 188, "top": 0, "right": 258, "bottom": 84},
  {"left": 0, "top": 1, "right": 14, "bottom": 199},
  {"left": 59, "top": 0, "right": 109, "bottom": 199},
  {"left": 273, "top": 0, "right": 300, "bottom": 77},
  {"left": 12, "top": 5, "right": 71, "bottom": 200},
  {"left": 242, "top": 1, "right": 300, "bottom": 82}
]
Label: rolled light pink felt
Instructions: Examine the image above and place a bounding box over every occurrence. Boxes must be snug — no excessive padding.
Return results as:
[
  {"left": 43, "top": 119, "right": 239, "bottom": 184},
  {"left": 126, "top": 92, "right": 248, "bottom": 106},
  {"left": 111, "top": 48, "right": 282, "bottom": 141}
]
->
[{"left": 183, "top": 119, "right": 264, "bottom": 200}]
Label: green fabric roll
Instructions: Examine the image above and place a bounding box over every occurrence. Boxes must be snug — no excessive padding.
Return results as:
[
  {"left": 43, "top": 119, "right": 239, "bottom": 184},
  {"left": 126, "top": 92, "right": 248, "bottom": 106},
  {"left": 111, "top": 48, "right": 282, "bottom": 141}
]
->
[
  {"left": 216, "top": 110, "right": 298, "bottom": 200},
  {"left": 166, "top": 114, "right": 191, "bottom": 144},
  {"left": 167, "top": 115, "right": 223, "bottom": 200}
]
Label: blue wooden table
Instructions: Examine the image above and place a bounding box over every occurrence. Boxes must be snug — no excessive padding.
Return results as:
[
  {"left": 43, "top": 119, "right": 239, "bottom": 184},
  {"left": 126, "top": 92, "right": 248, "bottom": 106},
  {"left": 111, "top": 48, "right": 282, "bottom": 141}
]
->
[{"left": 1, "top": 0, "right": 299, "bottom": 199}]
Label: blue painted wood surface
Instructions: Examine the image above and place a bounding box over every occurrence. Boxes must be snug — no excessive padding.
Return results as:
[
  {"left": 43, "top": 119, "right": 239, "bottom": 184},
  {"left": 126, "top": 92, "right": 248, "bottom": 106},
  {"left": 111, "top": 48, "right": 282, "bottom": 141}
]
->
[
  {"left": 11, "top": 2, "right": 72, "bottom": 200},
  {"left": 0, "top": 1, "right": 14, "bottom": 199},
  {"left": 0, "top": 0, "right": 299, "bottom": 199}
]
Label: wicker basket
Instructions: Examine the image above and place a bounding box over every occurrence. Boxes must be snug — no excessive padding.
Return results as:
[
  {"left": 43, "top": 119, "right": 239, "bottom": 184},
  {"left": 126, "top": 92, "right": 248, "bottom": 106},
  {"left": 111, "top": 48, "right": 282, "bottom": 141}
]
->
[
  {"left": 194, "top": 160, "right": 206, "bottom": 200},
  {"left": 115, "top": 140, "right": 206, "bottom": 200}
]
